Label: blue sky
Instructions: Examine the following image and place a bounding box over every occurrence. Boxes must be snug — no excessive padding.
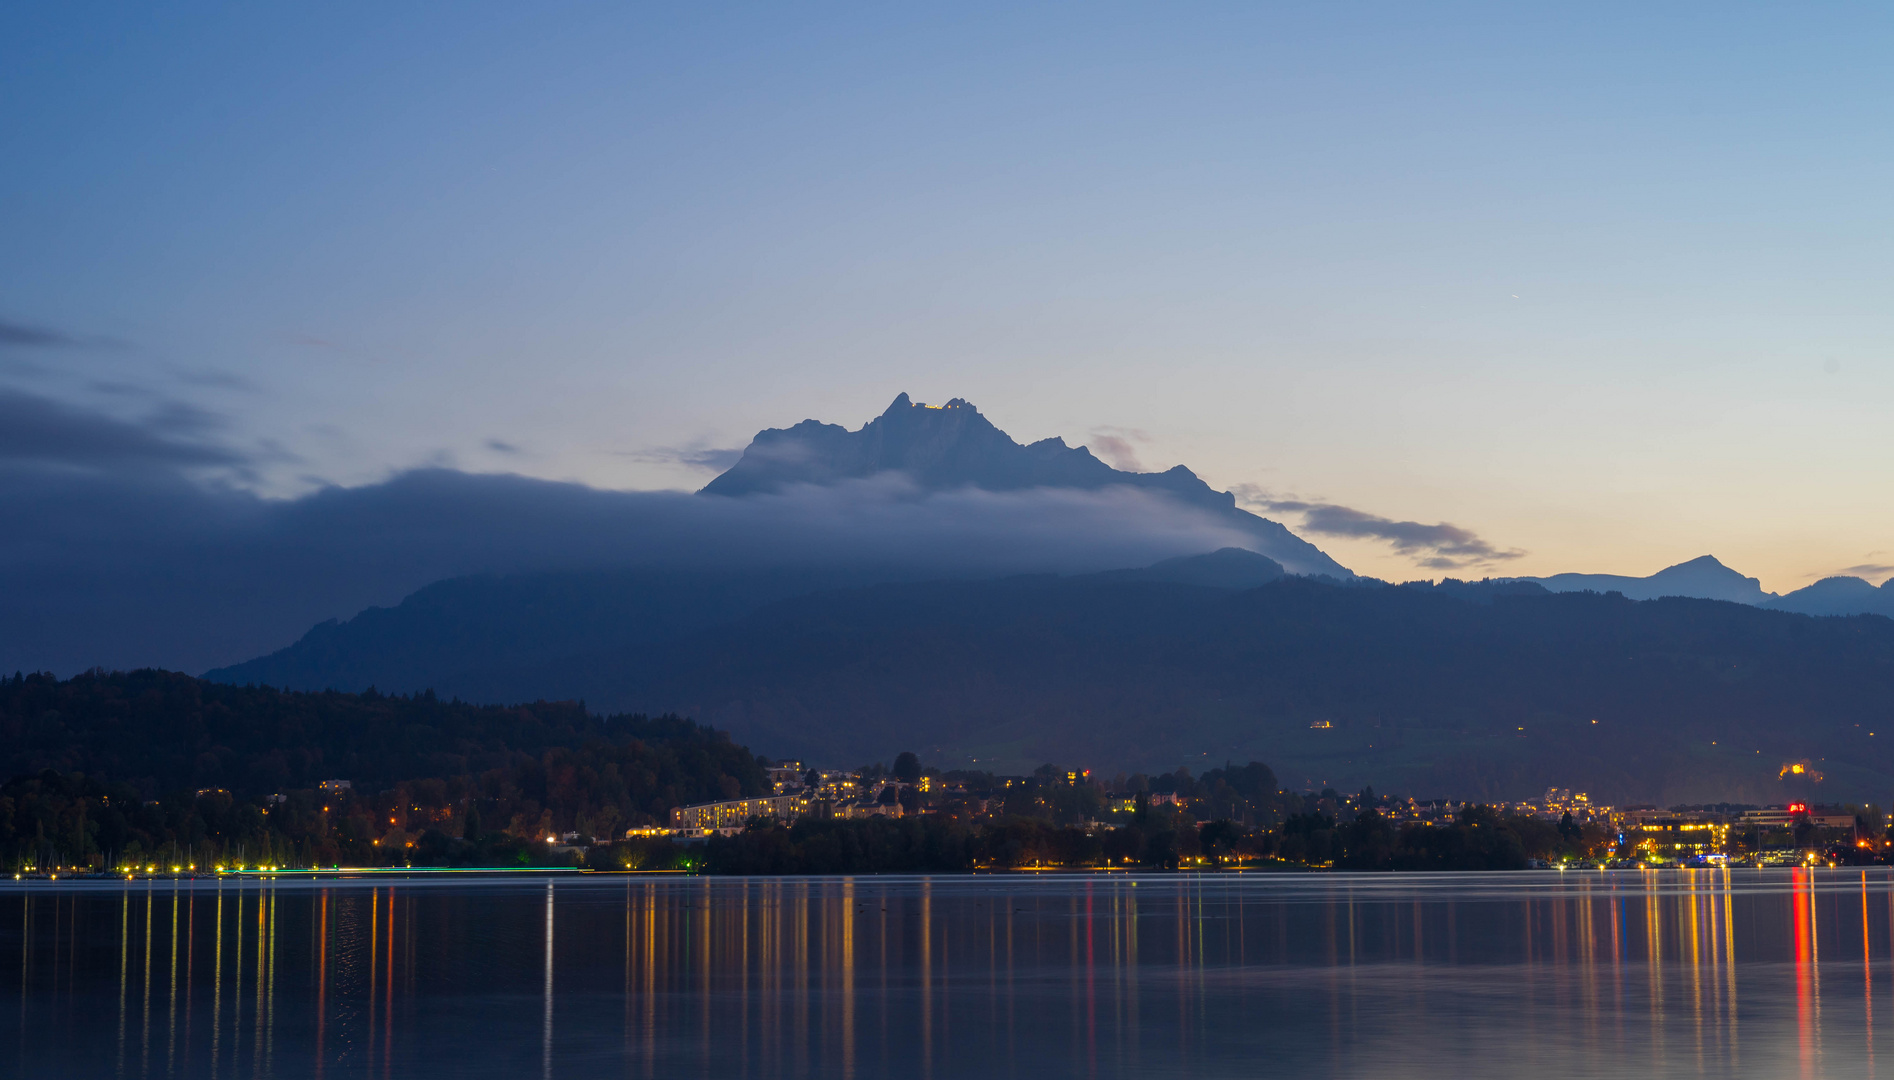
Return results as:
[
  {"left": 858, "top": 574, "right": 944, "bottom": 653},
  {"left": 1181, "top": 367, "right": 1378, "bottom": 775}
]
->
[{"left": 4, "top": 3, "right": 1891, "bottom": 589}]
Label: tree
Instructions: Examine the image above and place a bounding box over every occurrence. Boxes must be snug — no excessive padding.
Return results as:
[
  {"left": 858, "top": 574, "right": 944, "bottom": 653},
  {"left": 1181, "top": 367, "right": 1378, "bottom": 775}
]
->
[
  {"left": 892, "top": 752, "right": 922, "bottom": 784},
  {"left": 1199, "top": 820, "right": 1243, "bottom": 867},
  {"left": 1558, "top": 812, "right": 1581, "bottom": 844}
]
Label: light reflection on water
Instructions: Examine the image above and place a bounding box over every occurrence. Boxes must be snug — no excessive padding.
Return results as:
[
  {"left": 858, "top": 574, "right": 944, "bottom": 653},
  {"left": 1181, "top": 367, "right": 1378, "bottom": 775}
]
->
[{"left": 4, "top": 869, "right": 1892, "bottom": 1077}]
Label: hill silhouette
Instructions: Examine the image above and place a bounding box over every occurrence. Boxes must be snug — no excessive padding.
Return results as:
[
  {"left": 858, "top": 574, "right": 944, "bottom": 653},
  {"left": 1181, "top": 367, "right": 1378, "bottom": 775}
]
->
[
  {"left": 524, "top": 575, "right": 1894, "bottom": 805},
  {"left": 210, "top": 558, "right": 1894, "bottom": 805},
  {"left": 1514, "top": 555, "right": 1770, "bottom": 604},
  {"left": 0, "top": 669, "right": 769, "bottom": 869},
  {"left": 1766, "top": 575, "right": 1894, "bottom": 618}
]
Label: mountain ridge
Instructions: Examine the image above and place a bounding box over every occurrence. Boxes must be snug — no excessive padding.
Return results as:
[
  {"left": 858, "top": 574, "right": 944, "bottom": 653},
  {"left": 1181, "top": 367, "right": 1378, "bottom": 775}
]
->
[
  {"left": 413, "top": 573, "right": 1894, "bottom": 804},
  {"left": 1765, "top": 575, "right": 1894, "bottom": 618},
  {"left": 703, "top": 394, "right": 1351, "bottom": 577},
  {"left": 1504, "top": 555, "right": 1894, "bottom": 618},
  {"left": 1511, "top": 555, "right": 1771, "bottom": 604}
]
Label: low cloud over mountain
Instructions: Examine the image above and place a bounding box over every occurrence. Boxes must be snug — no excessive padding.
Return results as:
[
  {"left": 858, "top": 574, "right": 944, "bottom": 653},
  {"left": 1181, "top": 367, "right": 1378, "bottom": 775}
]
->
[
  {"left": 0, "top": 390, "right": 1272, "bottom": 676},
  {"left": 704, "top": 394, "right": 1350, "bottom": 577}
]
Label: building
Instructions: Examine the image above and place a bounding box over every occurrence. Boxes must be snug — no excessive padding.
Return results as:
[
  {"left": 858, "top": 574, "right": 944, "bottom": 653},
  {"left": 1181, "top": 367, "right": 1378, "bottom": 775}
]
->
[
  {"left": 1739, "top": 804, "right": 1858, "bottom": 831},
  {"left": 1616, "top": 809, "right": 1729, "bottom": 860},
  {"left": 829, "top": 800, "right": 903, "bottom": 820},
  {"left": 765, "top": 761, "right": 806, "bottom": 792},
  {"left": 670, "top": 794, "right": 808, "bottom": 831},
  {"left": 1739, "top": 807, "right": 1796, "bottom": 829},
  {"left": 1539, "top": 788, "right": 1600, "bottom": 820}
]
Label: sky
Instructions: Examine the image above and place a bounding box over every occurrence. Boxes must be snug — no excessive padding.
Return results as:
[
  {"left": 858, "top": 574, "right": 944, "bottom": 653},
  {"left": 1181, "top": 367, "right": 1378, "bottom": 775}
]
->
[{"left": 3, "top": 2, "right": 1892, "bottom": 594}]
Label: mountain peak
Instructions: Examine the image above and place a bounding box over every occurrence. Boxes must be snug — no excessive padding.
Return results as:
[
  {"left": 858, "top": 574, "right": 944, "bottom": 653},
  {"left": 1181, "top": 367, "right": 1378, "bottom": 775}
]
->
[
  {"left": 1522, "top": 553, "right": 1770, "bottom": 604},
  {"left": 699, "top": 394, "right": 1353, "bottom": 577},
  {"left": 1660, "top": 555, "right": 1730, "bottom": 572},
  {"left": 702, "top": 394, "right": 1106, "bottom": 497}
]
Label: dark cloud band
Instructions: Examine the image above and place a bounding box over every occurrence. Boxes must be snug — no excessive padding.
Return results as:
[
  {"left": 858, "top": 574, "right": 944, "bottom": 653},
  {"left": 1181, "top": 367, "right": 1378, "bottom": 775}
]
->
[
  {"left": 0, "top": 319, "right": 74, "bottom": 348},
  {"left": 0, "top": 389, "right": 249, "bottom": 470},
  {"left": 1234, "top": 487, "right": 1524, "bottom": 570}
]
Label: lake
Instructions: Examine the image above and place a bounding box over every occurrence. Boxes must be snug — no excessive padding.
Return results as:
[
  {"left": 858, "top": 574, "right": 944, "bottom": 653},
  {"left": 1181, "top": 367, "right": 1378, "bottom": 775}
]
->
[{"left": 3, "top": 868, "right": 1888, "bottom": 1078}]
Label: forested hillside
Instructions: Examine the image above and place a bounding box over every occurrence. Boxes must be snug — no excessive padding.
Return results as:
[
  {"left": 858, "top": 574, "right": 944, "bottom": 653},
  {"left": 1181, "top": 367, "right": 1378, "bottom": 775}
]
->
[
  {"left": 0, "top": 670, "right": 764, "bottom": 870},
  {"left": 525, "top": 576, "right": 1894, "bottom": 804}
]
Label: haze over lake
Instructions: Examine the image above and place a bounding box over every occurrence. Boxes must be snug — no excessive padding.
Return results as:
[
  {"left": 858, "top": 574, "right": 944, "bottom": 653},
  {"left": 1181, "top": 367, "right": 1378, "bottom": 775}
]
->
[{"left": 6, "top": 870, "right": 1890, "bottom": 1078}]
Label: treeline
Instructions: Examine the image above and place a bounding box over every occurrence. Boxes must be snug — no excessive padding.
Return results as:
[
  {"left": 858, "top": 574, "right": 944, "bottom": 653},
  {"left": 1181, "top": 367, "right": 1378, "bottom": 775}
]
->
[
  {"left": 917, "top": 760, "right": 1295, "bottom": 829},
  {"left": 1275, "top": 805, "right": 1610, "bottom": 870},
  {"left": 571, "top": 802, "right": 1599, "bottom": 874},
  {"left": 0, "top": 670, "right": 764, "bottom": 870}
]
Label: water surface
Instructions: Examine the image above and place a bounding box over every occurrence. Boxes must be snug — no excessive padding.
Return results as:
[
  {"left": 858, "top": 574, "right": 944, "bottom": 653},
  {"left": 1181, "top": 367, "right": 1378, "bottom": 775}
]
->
[{"left": 3, "top": 869, "right": 1888, "bottom": 1077}]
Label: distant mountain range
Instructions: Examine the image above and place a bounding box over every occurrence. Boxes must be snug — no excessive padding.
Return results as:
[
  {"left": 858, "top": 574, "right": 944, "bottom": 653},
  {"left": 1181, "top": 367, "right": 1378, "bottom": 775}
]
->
[
  {"left": 1508, "top": 554, "right": 1894, "bottom": 617},
  {"left": 708, "top": 393, "right": 1894, "bottom": 615},
  {"left": 1512, "top": 555, "right": 1770, "bottom": 604},
  {"left": 201, "top": 393, "right": 1894, "bottom": 801}
]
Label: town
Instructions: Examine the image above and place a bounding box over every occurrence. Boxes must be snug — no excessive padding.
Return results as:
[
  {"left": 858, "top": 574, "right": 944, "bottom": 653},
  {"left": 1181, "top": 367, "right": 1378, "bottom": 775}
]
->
[{"left": 651, "top": 757, "right": 1887, "bottom": 871}]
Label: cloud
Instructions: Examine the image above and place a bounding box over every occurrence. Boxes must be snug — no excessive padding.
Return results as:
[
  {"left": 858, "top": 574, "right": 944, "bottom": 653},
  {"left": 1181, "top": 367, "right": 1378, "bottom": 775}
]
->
[
  {"left": 174, "top": 368, "right": 258, "bottom": 392},
  {"left": 1231, "top": 485, "right": 1524, "bottom": 570},
  {"left": 484, "top": 438, "right": 522, "bottom": 455},
  {"left": 617, "top": 443, "right": 747, "bottom": 471},
  {"left": 1088, "top": 435, "right": 1143, "bottom": 472},
  {"left": 0, "top": 389, "right": 249, "bottom": 471},
  {"left": 0, "top": 397, "right": 1255, "bottom": 677},
  {"left": 0, "top": 318, "right": 75, "bottom": 348}
]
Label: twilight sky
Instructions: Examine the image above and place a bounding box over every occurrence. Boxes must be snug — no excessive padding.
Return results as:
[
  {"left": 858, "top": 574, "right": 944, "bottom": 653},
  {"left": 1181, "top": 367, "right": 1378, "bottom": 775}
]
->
[{"left": 4, "top": 3, "right": 1891, "bottom": 591}]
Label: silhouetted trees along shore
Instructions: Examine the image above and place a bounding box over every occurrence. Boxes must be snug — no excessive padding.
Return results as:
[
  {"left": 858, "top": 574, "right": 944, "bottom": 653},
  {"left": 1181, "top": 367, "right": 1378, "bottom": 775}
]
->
[{"left": 0, "top": 669, "right": 763, "bottom": 870}]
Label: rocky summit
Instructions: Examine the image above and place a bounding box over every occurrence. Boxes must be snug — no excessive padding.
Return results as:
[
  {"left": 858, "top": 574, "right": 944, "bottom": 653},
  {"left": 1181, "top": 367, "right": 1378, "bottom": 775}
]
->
[{"left": 703, "top": 393, "right": 1351, "bottom": 577}]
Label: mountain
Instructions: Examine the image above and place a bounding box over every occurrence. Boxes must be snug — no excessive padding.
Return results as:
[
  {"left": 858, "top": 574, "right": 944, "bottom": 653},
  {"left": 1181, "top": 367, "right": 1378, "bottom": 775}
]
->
[
  {"left": 1765, "top": 576, "right": 1894, "bottom": 618},
  {"left": 292, "top": 569, "right": 1889, "bottom": 806},
  {"left": 1514, "top": 555, "right": 1771, "bottom": 604},
  {"left": 1515, "top": 557, "right": 1894, "bottom": 618},
  {"left": 703, "top": 394, "right": 1351, "bottom": 577},
  {"left": 205, "top": 550, "right": 1283, "bottom": 699},
  {"left": 1094, "top": 547, "right": 1285, "bottom": 589},
  {"left": 205, "top": 566, "right": 887, "bottom": 694}
]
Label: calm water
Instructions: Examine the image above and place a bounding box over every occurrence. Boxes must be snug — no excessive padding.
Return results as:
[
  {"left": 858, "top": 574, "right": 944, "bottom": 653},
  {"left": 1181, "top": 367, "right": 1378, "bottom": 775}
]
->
[{"left": 3, "top": 869, "right": 1891, "bottom": 1078}]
